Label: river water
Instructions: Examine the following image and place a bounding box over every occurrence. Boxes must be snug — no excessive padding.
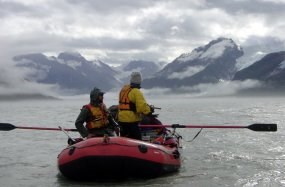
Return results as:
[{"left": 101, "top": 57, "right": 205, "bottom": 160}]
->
[{"left": 0, "top": 95, "right": 284, "bottom": 187}]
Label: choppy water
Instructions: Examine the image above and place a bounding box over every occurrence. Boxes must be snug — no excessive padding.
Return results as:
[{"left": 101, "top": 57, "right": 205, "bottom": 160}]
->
[{"left": 0, "top": 95, "right": 284, "bottom": 187}]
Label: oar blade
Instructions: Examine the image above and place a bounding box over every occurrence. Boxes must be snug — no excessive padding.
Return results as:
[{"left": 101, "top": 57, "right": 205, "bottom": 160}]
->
[
  {"left": 248, "top": 123, "right": 277, "bottom": 132},
  {"left": 0, "top": 123, "right": 17, "bottom": 131}
]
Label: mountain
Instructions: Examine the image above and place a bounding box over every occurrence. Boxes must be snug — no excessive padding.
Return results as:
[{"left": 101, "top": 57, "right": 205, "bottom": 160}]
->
[
  {"left": 12, "top": 52, "right": 164, "bottom": 94},
  {"left": 115, "top": 60, "right": 164, "bottom": 84},
  {"left": 236, "top": 36, "right": 285, "bottom": 70},
  {"left": 143, "top": 37, "right": 244, "bottom": 89},
  {"left": 121, "top": 60, "right": 162, "bottom": 77},
  {"left": 11, "top": 38, "right": 285, "bottom": 96},
  {"left": 233, "top": 51, "right": 285, "bottom": 85},
  {"left": 13, "top": 52, "right": 121, "bottom": 94}
]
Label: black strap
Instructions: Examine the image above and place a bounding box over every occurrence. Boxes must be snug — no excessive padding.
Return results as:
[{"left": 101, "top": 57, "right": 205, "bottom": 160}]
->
[{"left": 186, "top": 128, "right": 203, "bottom": 142}]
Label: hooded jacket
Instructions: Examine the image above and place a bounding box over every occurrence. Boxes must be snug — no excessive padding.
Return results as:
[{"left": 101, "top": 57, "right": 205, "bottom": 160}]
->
[{"left": 75, "top": 87, "right": 108, "bottom": 137}]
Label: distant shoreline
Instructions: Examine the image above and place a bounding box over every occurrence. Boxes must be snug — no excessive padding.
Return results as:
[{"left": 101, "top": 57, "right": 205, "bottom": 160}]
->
[
  {"left": 0, "top": 94, "right": 59, "bottom": 101},
  {"left": 1, "top": 89, "right": 283, "bottom": 101}
]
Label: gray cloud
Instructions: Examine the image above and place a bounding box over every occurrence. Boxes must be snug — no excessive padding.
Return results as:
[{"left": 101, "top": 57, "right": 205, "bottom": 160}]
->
[
  {"left": 67, "top": 0, "right": 155, "bottom": 13},
  {"left": 64, "top": 36, "right": 151, "bottom": 50},
  {"left": 0, "top": 1, "right": 54, "bottom": 18},
  {"left": 0, "top": 0, "right": 285, "bottom": 66},
  {"left": 205, "top": 0, "right": 285, "bottom": 15}
]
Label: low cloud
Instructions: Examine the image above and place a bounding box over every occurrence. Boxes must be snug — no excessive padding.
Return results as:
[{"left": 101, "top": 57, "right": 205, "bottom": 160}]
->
[
  {"left": 186, "top": 80, "right": 262, "bottom": 97},
  {"left": 142, "top": 79, "right": 262, "bottom": 98},
  {"left": 168, "top": 66, "right": 206, "bottom": 79},
  {"left": 0, "top": 57, "right": 59, "bottom": 97}
]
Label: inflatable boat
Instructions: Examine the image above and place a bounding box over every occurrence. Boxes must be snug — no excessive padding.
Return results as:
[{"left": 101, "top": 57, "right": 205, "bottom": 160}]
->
[{"left": 57, "top": 133, "right": 181, "bottom": 180}]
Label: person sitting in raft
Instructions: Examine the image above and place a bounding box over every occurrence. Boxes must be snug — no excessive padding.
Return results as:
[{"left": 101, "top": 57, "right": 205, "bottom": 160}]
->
[
  {"left": 75, "top": 87, "right": 115, "bottom": 138},
  {"left": 140, "top": 110, "right": 167, "bottom": 141}
]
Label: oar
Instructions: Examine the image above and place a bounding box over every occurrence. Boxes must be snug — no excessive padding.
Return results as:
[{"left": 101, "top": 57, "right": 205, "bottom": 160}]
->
[
  {"left": 0, "top": 123, "right": 78, "bottom": 132},
  {"left": 1, "top": 123, "right": 277, "bottom": 132},
  {"left": 139, "top": 123, "right": 277, "bottom": 132}
]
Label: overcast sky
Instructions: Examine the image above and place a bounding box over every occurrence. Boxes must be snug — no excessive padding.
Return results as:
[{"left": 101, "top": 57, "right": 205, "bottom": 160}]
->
[{"left": 1, "top": 0, "right": 285, "bottom": 66}]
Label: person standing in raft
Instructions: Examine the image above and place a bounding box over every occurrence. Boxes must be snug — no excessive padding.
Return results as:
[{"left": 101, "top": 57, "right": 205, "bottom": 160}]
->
[
  {"left": 75, "top": 87, "right": 114, "bottom": 138},
  {"left": 118, "top": 72, "right": 152, "bottom": 140}
]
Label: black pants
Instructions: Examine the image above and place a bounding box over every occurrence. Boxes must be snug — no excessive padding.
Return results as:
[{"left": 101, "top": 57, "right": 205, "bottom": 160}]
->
[{"left": 119, "top": 122, "right": 142, "bottom": 140}]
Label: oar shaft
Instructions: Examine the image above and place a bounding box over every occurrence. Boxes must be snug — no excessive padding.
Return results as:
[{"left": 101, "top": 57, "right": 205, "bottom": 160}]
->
[
  {"left": 139, "top": 123, "right": 277, "bottom": 132},
  {"left": 16, "top": 126, "right": 78, "bottom": 131},
  {"left": 139, "top": 125, "right": 245, "bottom": 128},
  {"left": 17, "top": 126, "right": 59, "bottom": 131},
  {"left": 0, "top": 123, "right": 78, "bottom": 131}
]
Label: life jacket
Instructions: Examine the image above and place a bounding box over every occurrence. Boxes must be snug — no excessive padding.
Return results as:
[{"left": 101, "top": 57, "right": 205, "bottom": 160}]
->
[
  {"left": 84, "top": 104, "right": 109, "bottom": 129},
  {"left": 118, "top": 85, "right": 136, "bottom": 112}
]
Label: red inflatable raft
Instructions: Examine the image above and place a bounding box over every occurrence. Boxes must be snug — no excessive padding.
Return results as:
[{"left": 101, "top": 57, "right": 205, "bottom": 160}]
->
[{"left": 57, "top": 135, "right": 181, "bottom": 180}]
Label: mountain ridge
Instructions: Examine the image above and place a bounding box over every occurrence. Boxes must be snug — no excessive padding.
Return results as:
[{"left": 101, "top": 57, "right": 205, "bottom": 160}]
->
[
  {"left": 9, "top": 38, "right": 285, "bottom": 96},
  {"left": 143, "top": 37, "right": 244, "bottom": 88}
]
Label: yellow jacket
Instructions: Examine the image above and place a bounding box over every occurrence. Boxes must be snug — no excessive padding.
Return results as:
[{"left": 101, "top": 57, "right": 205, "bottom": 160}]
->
[{"left": 118, "top": 85, "right": 151, "bottom": 123}]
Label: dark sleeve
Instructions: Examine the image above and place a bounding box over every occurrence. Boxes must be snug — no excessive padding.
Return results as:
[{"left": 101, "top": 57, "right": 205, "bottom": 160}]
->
[{"left": 75, "top": 107, "right": 90, "bottom": 138}]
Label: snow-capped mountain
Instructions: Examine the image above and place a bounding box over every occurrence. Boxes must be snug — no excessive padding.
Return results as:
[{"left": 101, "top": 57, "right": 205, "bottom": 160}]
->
[
  {"left": 13, "top": 52, "right": 121, "bottom": 94},
  {"left": 12, "top": 52, "right": 164, "bottom": 94},
  {"left": 143, "top": 37, "right": 244, "bottom": 88},
  {"left": 10, "top": 38, "right": 285, "bottom": 96},
  {"left": 233, "top": 51, "right": 285, "bottom": 85},
  {"left": 236, "top": 36, "right": 285, "bottom": 70}
]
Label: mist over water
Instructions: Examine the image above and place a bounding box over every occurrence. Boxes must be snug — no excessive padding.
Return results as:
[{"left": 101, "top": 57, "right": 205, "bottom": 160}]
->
[
  {"left": 0, "top": 64, "right": 278, "bottom": 101},
  {"left": 0, "top": 96, "right": 284, "bottom": 187}
]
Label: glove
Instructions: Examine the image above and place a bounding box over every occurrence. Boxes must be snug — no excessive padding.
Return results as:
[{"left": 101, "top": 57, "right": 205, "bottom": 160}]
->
[
  {"left": 67, "top": 138, "right": 84, "bottom": 145},
  {"left": 149, "top": 105, "right": 155, "bottom": 113},
  {"left": 115, "top": 127, "right": 120, "bottom": 136}
]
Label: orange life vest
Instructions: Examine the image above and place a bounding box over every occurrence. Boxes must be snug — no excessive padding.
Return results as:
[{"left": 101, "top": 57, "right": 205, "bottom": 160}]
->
[
  {"left": 118, "top": 85, "right": 136, "bottom": 111},
  {"left": 84, "top": 104, "right": 109, "bottom": 129}
]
